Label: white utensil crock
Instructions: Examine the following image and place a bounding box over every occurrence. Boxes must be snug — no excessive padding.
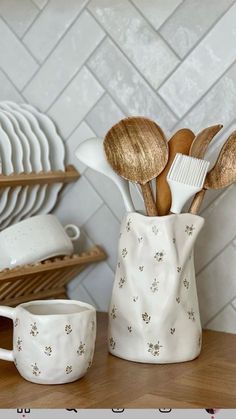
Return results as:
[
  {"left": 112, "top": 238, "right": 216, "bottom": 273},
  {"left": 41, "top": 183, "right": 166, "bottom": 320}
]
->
[
  {"left": 0, "top": 299, "right": 96, "bottom": 384},
  {"left": 108, "top": 212, "right": 204, "bottom": 364},
  {"left": 0, "top": 214, "right": 80, "bottom": 270}
]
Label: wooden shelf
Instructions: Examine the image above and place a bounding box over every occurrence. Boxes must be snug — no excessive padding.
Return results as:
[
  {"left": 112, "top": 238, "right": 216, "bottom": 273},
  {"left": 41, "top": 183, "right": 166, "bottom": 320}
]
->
[
  {"left": 0, "top": 165, "right": 80, "bottom": 187},
  {"left": 0, "top": 245, "right": 107, "bottom": 306}
]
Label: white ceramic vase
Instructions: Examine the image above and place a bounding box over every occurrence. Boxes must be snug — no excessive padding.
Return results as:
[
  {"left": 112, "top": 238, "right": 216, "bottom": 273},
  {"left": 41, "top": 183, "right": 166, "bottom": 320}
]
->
[{"left": 108, "top": 212, "right": 204, "bottom": 364}]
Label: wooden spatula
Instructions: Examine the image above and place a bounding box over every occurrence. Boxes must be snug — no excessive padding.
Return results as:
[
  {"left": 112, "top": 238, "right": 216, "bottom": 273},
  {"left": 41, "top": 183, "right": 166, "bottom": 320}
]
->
[
  {"left": 104, "top": 116, "right": 168, "bottom": 216},
  {"left": 156, "top": 128, "right": 195, "bottom": 215},
  {"left": 189, "top": 124, "right": 223, "bottom": 158}
]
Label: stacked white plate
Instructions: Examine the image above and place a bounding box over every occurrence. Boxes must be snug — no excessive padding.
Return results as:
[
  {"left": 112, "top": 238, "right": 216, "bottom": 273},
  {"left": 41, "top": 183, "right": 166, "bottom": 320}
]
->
[{"left": 0, "top": 101, "right": 65, "bottom": 230}]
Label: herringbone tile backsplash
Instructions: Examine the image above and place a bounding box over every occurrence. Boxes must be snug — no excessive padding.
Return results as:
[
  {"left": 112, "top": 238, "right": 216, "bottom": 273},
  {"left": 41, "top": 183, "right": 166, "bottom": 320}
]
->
[{"left": 1, "top": 0, "right": 236, "bottom": 333}]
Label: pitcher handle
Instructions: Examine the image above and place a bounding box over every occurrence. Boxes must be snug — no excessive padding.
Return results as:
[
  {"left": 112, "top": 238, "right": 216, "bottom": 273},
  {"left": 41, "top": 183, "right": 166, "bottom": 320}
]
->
[{"left": 0, "top": 306, "right": 15, "bottom": 362}]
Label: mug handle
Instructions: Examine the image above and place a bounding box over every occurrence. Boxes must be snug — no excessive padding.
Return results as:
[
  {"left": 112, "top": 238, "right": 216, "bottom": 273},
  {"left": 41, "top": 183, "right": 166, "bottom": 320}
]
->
[
  {"left": 64, "top": 224, "right": 80, "bottom": 242},
  {"left": 0, "top": 306, "right": 15, "bottom": 362}
]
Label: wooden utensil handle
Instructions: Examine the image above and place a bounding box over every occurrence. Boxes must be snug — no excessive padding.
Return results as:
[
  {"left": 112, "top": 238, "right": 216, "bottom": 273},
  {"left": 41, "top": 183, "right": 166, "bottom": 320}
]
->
[
  {"left": 140, "top": 183, "right": 158, "bottom": 216},
  {"left": 189, "top": 189, "right": 206, "bottom": 214}
]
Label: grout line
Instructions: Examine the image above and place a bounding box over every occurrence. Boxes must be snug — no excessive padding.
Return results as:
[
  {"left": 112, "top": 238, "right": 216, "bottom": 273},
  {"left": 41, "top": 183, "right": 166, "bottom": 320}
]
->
[
  {"left": 169, "top": 56, "right": 236, "bottom": 128},
  {"left": 21, "top": 0, "right": 91, "bottom": 92},
  {"left": 231, "top": 301, "right": 236, "bottom": 311},
  {"left": 196, "top": 235, "right": 236, "bottom": 276},
  {"left": 130, "top": 0, "right": 181, "bottom": 61},
  {"left": 153, "top": 0, "right": 186, "bottom": 33},
  {"left": 43, "top": 35, "right": 106, "bottom": 114},
  {"left": 204, "top": 296, "right": 236, "bottom": 328},
  {"left": 85, "top": 8, "right": 179, "bottom": 113},
  {"left": 0, "top": 68, "right": 25, "bottom": 99}
]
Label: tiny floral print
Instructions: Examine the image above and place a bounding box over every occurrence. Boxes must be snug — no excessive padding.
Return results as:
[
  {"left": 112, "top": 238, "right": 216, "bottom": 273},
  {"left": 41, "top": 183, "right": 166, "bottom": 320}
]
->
[
  {"left": 16, "top": 337, "right": 22, "bottom": 351},
  {"left": 170, "top": 328, "right": 175, "bottom": 335},
  {"left": 172, "top": 238, "right": 176, "bottom": 244},
  {"left": 109, "top": 337, "right": 116, "bottom": 350},
  {"left": 138, "top": 265, "right": 144, "bottom": 272},
  {"left": 198, "top": 335, "right": 202, "bottom": 347},
  {"left": 132, "top": 296, "right": 138, "bottom": 302},
  {"left": 185, "top": 225, "right": 195, "bottom": 236},
  {"left": 152, "top": 225, "right": 159, "bottom": 235},
  {"left": 154, "top": 251, "right": 165, "bottom": 262},
  {"left": 126, "top": 219, "right": 132, "bottom": 232},
  {"left": 177, "top": 266, "right": 182, "bottom": 273},
  {"left": 142, "top": 312, "right": 151, "bottom": 324},
  {"left": 30, "top": 322, "right": 39, "bottom": 336},
  {"left": 127, "top": 326, "right": 132, "bottom": 333},
  {"left": 138, "top": 236, "right": 143, "bottom": 244},
  {"left": 44, "top": 346, "right": 52, "bottom": 356},
  {"left": 176, "top": 297, "right": 180, "bottom": 304},
  {"left": 14, "top": 318, "right": 19, "bottom": 327},
  {"left": 121, "top": 248, "right": 128, "bottom": 258},
  {"left": 150, "top": 278, "right": 159, "bottom": 293},
  {"left": 118, "top": 277, "right": 126, "bottom": 288},
  {"left": 65, "top": 324, "right": 72, "bottom": 334},
  {"left": 147, "top": 341, "right": 163, "bottom": 356},
  {"left": 183, "top": 278, "right": 190, "bottom": 289},
  {"left": 77, "top": 342, "right": 85, "bottom": 356},
  {"left": 117, "top": 262, "right": 121, "bottom": 268},
  {"left": 31, "top": 363, "right": 41, "bottom": 376},
  {"left": 66, "top": 365, "right": 72, "bottom": 374},
  {"left": 110, "top": 305, "right": 117, "bottom": 319},
  {"left": 188, "top": 309, "right": 195, "bottom": 321}
]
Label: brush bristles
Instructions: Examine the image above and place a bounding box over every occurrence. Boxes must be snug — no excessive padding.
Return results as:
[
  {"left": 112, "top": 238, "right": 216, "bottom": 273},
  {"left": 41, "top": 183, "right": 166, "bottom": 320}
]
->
[{"left": 167, "top": 153, "right": 210, "bottom": 188}]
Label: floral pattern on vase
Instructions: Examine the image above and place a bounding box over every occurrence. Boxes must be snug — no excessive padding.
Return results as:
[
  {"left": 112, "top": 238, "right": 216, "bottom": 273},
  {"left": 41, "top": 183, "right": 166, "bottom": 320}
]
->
[{"left": 108, "top": 212, "right": 204, "bottom": 364}]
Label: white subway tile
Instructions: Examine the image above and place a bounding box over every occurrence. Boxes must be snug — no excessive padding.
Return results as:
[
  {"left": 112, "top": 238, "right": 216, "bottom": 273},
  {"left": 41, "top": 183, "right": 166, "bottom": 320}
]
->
[
  {"left": 159, "top": 3, "right": 236, "bottom": 117},
  {"left": 205, "top": 304, "right": 236, "bottom": 333},
  {"left": 0, "top": 70, "right": 23, "bottom": 102},
  {"left": 86, "top": 94, "right": 125, "bottom": 137},
  {"left": 133, "top": 0, "right": 183, "bottom": 30},
  {"left": 85, "top": 168, "right": 126, "bottom": 221},
  {"left": 32, "top": 0, "right": 48, "bottom": 10},
  {"left": 176, "top": 61, "right": 236, "bottom": 133},
  {"left": 66, "top": 121, "right": 96, "bottom": 175},
  {"left": 160, "top": 0, "right": 235, "bottom": 58},
  {"left": 197, "top": 244, "right": 236, "bottom": 325},
  {"left": 48, "top": 67, "right": 104, "bottom": 138},
  {"left": 83, "top": 204, "right": 120, "bottom": 271},
  {"left": 88, "top": 38, "right": 177, "bottom": 132},
  {"left": 0, "top": 0, "right": 39, "bottom": 37},
  {"left": 23, "top": 0, "right": 89, "bottom": 62},
  {"left": 0, "top": 18, "right": 38, "bottom": 90},
  {"left": 68, "top": 283, "right": 97, "bottom": 308},
  {"left": 83, "top": 262, "right": 114, "bottom": 311},
  {"left": 23, "top": 11, "right": 105, "bottom": 111},
  {"left": 195, "top": 184, "right": 236, "bottom": 272},
  {"left": 88, "top": 0, "right": 179, "bottom": 89},
  {"left": 53, "top": 175, "right": 103, "bottom": 227}
]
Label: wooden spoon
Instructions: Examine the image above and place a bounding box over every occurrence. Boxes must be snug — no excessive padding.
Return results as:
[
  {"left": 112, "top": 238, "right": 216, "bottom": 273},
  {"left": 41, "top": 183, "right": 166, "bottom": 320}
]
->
[
  {"left": 156, "top": 128, "right": 195, "bottom": 215},
  {"left": 189, "top": 124, "right": 223, "bottom": 158},
  {"left": 104, "top": 116, "right": 168, "bottom": 216},
  {"left": 189, "top": 130, "right": 236, "bottom": 214}
]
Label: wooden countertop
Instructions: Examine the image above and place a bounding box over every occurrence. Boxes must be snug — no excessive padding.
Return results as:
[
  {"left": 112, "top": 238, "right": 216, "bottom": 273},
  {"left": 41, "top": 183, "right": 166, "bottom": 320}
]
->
[{"left": 0, "top": 312, "right": 236, "bottom": 408}]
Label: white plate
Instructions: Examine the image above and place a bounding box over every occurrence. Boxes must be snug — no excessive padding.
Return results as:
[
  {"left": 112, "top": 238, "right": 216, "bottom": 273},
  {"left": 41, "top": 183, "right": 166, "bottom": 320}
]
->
[
  {"left": 0, "top": 124, "right": 14, "bottom": 218},
  {"left": 0, "top": 105, "right": 43, "bottom": 225},
  {"left": 0, "top": 111, "right": 24, "bottom": 227},
  {"left": 0, "top": 105, "right": 32, "bottom": 229},
  {"left": 21, "top": 103, "right": 65, "bottom": 216}
]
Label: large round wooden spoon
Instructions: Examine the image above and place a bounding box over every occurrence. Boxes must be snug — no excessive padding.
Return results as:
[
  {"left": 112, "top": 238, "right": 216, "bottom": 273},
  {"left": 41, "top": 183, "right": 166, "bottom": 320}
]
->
[
  {"left": 156, "top": 128, "right": 195, "bottom": 215},
  {"left": 189, "top": 130, "right": 236, "bottom": 214},
  {"left": 104, "top": 116, "right": 168, "bottom": 216},
  {"left": 189, "top": 124, "right": 223, "bottom": 158}
]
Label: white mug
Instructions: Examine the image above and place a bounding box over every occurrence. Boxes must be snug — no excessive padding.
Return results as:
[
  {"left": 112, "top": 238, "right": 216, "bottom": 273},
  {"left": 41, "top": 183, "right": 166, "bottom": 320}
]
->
[
  {"left": 0, "top": 299, "right": 96, "bottom": 384},
  {"left": 0, "top": 214, "right": 80, "bottom": 270}
]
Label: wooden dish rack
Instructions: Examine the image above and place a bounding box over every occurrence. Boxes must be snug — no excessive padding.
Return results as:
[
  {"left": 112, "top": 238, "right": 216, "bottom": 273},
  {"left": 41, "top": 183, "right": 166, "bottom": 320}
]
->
[{"left": 0, "top": 166, "right": 107, "bottom": 306}]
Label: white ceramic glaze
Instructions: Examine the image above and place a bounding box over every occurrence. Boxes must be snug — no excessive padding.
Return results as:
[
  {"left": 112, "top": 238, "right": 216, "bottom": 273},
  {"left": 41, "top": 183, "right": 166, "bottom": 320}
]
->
[
  {"left": 0, "top": 299, "right": 96, "bottom": 384},
  {"left": 0, "top": 214, "right": 80, "bottom": 270},
  {"left": 108, "top": 212, "right": 204, "bottom": 364}
]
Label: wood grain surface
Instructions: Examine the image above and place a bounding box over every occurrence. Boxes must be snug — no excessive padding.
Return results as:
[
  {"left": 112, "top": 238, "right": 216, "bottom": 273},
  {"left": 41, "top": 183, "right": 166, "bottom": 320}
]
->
[{"left": 0, "top": 313, "right": 236, "bottom": 408}]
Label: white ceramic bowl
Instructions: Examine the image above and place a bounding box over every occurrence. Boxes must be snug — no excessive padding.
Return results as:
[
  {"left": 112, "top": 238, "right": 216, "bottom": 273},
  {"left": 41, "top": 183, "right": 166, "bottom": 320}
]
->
[{"left": 0, "top": 214, "right": 80, "bottom": 270}]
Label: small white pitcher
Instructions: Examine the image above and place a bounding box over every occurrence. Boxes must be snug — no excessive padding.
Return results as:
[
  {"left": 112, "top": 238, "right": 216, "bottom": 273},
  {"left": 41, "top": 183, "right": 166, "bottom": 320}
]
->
[
  {"left": 0, "top": 299, "right": 96, "bottom": 384},
  {"left": 108, "top": 212, "right": 204, "bottom": 364}
]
